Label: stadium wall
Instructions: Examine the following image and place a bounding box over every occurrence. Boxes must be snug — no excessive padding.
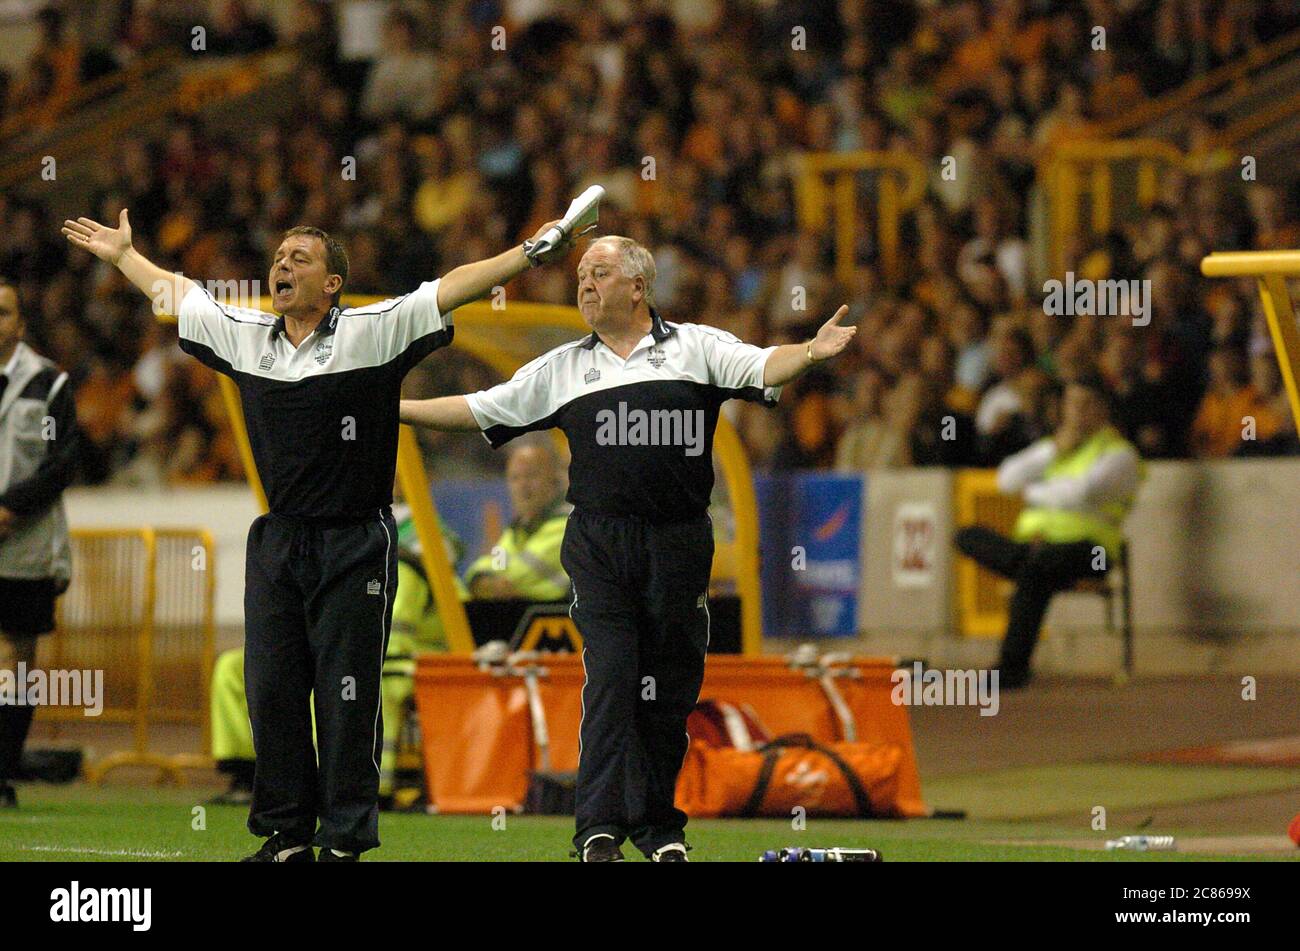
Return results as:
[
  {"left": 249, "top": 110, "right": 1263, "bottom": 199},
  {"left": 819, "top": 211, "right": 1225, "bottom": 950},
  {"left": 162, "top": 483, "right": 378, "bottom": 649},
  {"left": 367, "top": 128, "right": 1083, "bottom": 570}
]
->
[
  {"left": 853, "top": 459, "right": 1300, "bottom": 675},
  {"left": 64, "top": 458, "right": 1300, "bottom": 672}
]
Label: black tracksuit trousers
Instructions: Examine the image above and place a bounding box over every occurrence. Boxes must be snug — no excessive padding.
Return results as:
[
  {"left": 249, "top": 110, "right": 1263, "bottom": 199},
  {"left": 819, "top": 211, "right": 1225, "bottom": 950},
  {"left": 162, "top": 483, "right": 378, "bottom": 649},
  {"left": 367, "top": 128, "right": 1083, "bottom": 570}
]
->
[
  {"left": 243, "top": 508, "right": 398, "bottom": 854},
  {"left": 562, "top": 511, "right": 713, "bottom": 857},
  {"left": 954, "top": 526, "right": 1105, "bottom": 677}
]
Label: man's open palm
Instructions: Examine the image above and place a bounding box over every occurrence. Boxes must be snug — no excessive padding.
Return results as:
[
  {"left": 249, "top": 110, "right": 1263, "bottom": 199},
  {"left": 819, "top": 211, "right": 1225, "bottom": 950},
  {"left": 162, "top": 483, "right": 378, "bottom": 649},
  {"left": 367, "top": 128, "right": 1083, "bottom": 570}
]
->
[
  {"left": 62, "top": 209, "right": 132, "bottom": 265},
  {"left": 811, "top": 305, "right": 857, "bottom": 361}
]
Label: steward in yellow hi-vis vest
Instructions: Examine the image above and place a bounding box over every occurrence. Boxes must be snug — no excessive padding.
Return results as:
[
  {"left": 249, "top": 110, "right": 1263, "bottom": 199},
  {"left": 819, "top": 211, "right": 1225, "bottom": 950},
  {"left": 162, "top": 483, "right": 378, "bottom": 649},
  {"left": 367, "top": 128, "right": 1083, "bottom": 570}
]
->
[
  {"left": 465, "top": 440, "right": 571, "bottom": 602},
  {"left": 955, "top": 377, "right": 1143, "bottom": 688}
]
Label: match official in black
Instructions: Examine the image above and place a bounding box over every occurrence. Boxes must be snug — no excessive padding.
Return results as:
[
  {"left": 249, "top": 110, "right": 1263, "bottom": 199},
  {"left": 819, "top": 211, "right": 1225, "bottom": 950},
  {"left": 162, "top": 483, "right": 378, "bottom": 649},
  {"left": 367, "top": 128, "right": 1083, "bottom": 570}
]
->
[
  {"left": 400, "top": 235, "right": 855, "bottom": 861},
  {"left": 62, "top": 209, "right": 574, "bottom": 861}
]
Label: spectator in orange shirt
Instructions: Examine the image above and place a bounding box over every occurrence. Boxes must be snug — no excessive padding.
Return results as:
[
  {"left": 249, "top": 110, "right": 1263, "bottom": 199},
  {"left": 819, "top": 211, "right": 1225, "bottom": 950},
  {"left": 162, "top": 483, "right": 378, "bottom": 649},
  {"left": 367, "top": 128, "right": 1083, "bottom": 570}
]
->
[
  {"left": 27, "top": 8, "right": 82, "bottom": 121},
  {"left": 1235, "top": 350, "right": 1296, "bottom": 456},
  {"left": 74, "top": 350, "right": 136, "bottom": 483},
  {"left": 1191, "top": 346, "right": 1257, "bottom": 458}
]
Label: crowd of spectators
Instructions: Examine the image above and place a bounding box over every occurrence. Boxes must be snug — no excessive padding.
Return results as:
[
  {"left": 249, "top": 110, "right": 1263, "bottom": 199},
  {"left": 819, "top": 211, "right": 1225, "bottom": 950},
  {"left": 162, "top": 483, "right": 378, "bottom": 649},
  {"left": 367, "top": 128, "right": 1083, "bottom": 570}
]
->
[
  {"left": 0, "top": 1, "right": 278, "bottom": 134},
  {"left": 5, "top": 0, "right": 1300, "bottom": 489}
]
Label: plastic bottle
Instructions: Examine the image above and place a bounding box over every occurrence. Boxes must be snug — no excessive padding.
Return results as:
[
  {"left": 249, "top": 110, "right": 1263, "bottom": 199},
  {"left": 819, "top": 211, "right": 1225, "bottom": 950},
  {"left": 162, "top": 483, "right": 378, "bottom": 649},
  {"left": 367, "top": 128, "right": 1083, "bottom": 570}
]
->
[
  {"left": 759, "top": 846, "right": 883, "bottom": 862},
  {"left": 1104, "top": 835, "right": 1176, "bottom": 851}
]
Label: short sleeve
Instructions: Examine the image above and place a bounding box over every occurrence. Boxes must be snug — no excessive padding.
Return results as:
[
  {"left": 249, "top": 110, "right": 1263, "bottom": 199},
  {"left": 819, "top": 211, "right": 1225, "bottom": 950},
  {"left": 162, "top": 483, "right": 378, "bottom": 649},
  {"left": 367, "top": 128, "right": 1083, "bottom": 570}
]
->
[
  {"left": 464, "top": 349, "right": 563, "bottom": 448},
  {"left": 176, "top": 284, "right": 275, "bottom": 372},
  {"left": 699, "top": 327, "right": 781, "bottom": 405},
  {"left": 350, "top": 279, "right": 452, "bottom": 370}
]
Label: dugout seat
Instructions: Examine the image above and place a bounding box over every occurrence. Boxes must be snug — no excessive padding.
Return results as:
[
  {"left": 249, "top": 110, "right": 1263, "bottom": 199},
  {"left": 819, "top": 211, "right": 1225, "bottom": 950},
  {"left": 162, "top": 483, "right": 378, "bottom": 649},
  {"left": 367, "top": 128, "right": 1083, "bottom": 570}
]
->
[{"left": 1060, "top": 539, "right": 1134, "bottom": 684}]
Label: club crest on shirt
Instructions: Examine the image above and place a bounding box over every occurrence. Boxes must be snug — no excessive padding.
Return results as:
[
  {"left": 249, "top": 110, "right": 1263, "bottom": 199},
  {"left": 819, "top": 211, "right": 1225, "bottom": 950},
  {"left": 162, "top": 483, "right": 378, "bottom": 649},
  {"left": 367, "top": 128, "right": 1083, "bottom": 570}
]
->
[
  {"left": 259, "top": 352, "right": 275, "bottom": 371},
  {"left": 648, "top": 346, "right": 666, "bottom": 369},
  {"left": 584, "top": 367, "right": 600, "bottom": 384},
  {"left": 314, "top": 338, "right": 332, "bottom": 365},
  {"left": 366, "top": 579, "right": 381, "bottom": 596},
  {"left": 16, "top": 402, "right": 44, "bottom": 433}
]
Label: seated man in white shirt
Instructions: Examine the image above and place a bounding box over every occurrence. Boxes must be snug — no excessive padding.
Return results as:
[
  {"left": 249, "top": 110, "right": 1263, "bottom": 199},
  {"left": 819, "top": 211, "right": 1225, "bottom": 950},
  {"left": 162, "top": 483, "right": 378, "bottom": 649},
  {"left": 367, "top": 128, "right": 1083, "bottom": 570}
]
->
[{"left": 955, "top": 376, "right": 1143, "bottom": 688}]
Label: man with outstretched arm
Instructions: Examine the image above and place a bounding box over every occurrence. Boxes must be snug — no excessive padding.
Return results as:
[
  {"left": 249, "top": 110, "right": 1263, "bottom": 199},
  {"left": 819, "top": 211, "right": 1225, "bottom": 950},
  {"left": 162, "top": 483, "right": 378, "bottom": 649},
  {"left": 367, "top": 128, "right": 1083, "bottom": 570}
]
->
[
  {"left": 400, "top": 234, "right": 855, "bottom": 861},
  {"left": 62, "top": 208, "right": 574, "bottom": 861}
]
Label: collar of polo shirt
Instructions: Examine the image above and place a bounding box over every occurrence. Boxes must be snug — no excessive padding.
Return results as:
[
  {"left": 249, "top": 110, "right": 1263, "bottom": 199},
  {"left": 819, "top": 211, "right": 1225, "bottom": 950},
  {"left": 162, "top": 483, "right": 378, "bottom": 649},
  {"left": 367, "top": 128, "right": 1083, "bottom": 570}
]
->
[
  {"left": 273, "top": 305, "right": 342, "bottom": 339},
  {"left": 580, "top": 306, "right": 674, "bottom": 351}
]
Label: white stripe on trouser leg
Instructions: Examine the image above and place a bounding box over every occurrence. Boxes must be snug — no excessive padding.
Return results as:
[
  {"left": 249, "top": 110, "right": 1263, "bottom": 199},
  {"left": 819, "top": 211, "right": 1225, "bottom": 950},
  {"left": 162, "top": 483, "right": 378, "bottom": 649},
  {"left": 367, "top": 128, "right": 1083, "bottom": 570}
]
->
[
  {"left": 569, "top": 581, "right": 588, "bottom": 767},
  {"left": 677, "top": 590, "right": 712, "bottom": 792},
  {"left": 371, "top": 515, "right": 392, "bottom": 778}
]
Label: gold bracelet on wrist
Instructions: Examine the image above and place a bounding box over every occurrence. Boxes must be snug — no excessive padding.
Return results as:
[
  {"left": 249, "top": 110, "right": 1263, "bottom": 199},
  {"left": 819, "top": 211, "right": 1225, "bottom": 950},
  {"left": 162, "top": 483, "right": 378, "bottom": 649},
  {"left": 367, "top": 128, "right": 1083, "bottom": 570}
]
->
[{"left": 806, "top": 340, "right": 816, "bottom": 363}]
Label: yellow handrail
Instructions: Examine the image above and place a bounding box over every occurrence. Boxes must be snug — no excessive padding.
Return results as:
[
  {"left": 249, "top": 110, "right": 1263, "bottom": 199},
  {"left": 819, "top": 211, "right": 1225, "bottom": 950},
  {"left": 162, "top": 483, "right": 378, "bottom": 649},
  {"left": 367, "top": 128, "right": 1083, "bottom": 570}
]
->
[
  {"left": 1216, "top": 87, "right": 1300, "bottom": 147},
  {"left": 1201, "top": 250, "right": 1300, "bottom": 276},
  {"left": 0, "top": 48, "right": 289, "bottom": 191},
  {"left": 712, "top": 415, "right": 763, "bottom": 655},
  {"left": 791, "top": 151, "right": 928, "bottom": 285},
  {"left": 0, "top": 47, "right": 178, "bottom": 140},
  {"left": 395, "top": 425, "right": 476, "bottom": 653},
  {"left": 1201, "top": 250, "right": 1300, "bottom": 437},
  {"left": 1042, "top": 138, "right": 1193, "bottom": 275},
  {"left": 1097, "top": 27, "right": 1300, "bottom": 137},
  {"left": 216, "top": 374, "right": 267, "bottom": 510}
]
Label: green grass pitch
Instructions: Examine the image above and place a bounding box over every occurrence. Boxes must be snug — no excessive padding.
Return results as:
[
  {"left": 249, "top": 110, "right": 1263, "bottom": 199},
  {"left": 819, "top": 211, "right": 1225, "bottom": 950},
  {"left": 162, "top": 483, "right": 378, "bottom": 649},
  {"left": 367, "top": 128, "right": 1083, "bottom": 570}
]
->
[{"left": 2, "top": 783, "right": 1297, "bottom": 861}]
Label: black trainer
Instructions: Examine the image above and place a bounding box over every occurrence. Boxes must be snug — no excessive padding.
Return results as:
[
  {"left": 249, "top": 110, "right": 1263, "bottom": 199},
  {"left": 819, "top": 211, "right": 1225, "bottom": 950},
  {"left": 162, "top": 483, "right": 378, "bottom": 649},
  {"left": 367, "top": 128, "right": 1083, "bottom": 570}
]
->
[
  {"left": 573, "top": 834, "right": 624, "bottom": 862},
  {"left": 240, "top": 832, "right": 315, "bottom": 863},
  {"left": 0, "top": 783, "right": 16, "bottom": 809}
]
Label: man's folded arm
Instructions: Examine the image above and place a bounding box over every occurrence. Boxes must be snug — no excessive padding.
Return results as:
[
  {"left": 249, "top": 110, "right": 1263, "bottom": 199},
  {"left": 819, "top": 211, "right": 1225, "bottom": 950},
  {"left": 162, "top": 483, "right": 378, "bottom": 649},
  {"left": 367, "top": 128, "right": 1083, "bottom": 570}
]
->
[
  {"left": 1022, "top": 449, "right": 1140, "bottom": 511},
  {"left": 996, "top": 439, "right": 1056, "bottom": 495}
]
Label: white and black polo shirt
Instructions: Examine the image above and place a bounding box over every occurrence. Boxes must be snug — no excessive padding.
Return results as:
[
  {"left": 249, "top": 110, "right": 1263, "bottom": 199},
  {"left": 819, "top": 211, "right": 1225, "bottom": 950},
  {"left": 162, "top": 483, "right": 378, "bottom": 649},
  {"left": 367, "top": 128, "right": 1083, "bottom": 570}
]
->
[
  {"left": 465, "top": 311, "right": 780, "bottom": 523},
  {"left": 177, "top": 280, "right": 452, "bottom": 518}
]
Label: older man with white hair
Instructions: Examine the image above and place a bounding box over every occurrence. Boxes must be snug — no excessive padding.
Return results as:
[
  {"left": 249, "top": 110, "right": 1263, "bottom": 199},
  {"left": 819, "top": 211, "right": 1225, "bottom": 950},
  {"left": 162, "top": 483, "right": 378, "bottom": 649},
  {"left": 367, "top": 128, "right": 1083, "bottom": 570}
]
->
[{"left": 400, "top": 235, "right": 855, "bottom": 861}]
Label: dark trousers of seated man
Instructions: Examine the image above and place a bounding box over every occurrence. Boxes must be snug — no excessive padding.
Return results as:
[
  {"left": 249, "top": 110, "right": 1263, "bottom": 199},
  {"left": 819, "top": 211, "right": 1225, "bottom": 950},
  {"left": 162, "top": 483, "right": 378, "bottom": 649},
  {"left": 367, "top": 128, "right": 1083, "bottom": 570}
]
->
[
  {"left": 955, "top": 526, "right": 1106, "bottom": 679},
  {"left": 562, "top": 511, "right": 713, "bottom": 857},
  {"left": 243, "top": 510, "right": 397, "bottom": 854}
]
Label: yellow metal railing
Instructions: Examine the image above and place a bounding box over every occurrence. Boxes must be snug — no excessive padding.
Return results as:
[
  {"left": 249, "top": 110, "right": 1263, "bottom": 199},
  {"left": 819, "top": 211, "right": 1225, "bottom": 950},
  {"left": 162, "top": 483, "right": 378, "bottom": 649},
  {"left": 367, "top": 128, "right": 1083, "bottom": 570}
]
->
[
  {"left": 0, "top": 48, "right": 291, "bottom": 191},
  {"left": 165, "top": 297, "right": 767, "bottom": 654},
  {"left": 1045, "top": 80, "right": 1300, "bottom": 276},
  {"left": 1214, "top": 88, "right": 1300, "bottom": 152},
  {"left": 48, "top": 528, "right": 215, "bottom": 784},
  {"left": 1201, "top": 251, "right": 1300, "bottom": 435},
  {"left": 0, "top": 47, "right": 178, "bottom": 140},
  {"left": 1041, "top": 138, "right": 1193, "bottom": 275},
  {"left": 952, "top": 469, "right": 1022, "bottom": 639},
  {"left": 1097, "top": 27, "right": 1300, "bottom": 139},
  {"left": 791, "top": 151, "right": 928, "bottom": 286}
]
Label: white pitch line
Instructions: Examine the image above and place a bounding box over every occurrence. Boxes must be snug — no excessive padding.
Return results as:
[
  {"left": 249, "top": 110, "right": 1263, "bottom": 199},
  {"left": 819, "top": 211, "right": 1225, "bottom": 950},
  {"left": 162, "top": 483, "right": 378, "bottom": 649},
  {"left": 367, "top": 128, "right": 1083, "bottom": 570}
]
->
[
  {"left": 0, "top": 815, "right": 66, "bottom": 823},
  {"left": 16, "top": 845, "right": 185, "bottom": 859}
]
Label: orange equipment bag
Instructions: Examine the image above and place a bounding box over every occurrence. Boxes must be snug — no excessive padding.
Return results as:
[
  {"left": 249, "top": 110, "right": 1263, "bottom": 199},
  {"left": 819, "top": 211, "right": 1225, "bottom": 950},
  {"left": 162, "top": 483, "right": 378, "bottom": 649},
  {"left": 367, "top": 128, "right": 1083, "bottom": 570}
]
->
[{"left": 675, "top": 700, "right": 906, "bottom": 818}]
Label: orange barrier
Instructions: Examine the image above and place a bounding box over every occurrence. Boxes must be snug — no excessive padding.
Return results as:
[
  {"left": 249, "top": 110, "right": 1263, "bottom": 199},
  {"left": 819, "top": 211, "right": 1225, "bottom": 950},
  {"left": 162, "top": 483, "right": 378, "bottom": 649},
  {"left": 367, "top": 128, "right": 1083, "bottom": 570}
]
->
[{"left": 414, "top": 654, "right": 926, "bottom": 817}]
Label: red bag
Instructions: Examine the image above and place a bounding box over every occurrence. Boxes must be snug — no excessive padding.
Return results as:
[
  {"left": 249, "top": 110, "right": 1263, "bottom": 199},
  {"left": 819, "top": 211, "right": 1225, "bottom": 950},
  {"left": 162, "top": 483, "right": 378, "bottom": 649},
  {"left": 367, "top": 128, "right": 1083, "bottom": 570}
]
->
[{"left": 685, "top": 699, "right": 771, "bottom": 750}]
